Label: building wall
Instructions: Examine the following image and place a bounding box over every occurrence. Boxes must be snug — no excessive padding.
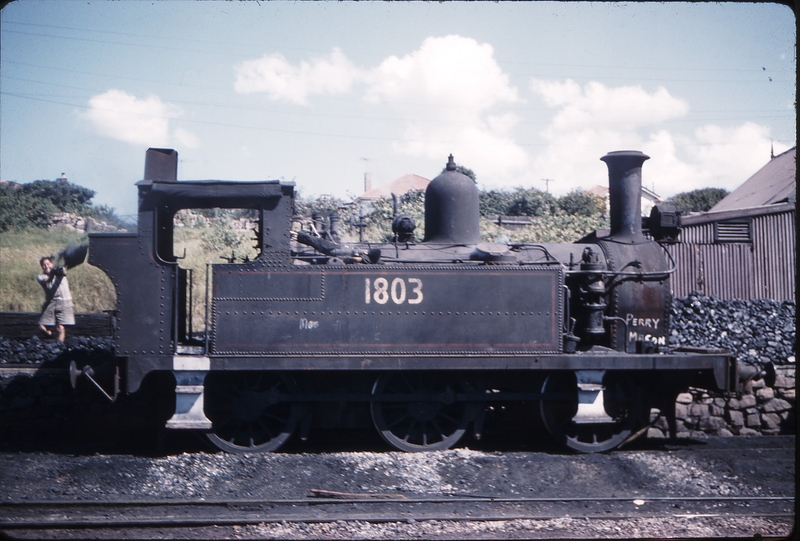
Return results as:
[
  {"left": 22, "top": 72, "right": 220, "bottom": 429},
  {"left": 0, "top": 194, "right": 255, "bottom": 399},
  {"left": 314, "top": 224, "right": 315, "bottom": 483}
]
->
[
  {"left": 669, "top": 206, "right": 796, "bottom": 301},
  {"left": 752, "top": 209, "right": 796, "bottom": 300}
]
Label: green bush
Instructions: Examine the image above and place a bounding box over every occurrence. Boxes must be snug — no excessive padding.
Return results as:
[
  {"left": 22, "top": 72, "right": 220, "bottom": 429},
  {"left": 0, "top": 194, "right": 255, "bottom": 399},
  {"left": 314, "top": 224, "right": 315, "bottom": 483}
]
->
[
  {"left": 0, "top": 185, "right": 55, "bottom": 232},
  {"left": 0, "top": 178, "right": 126, "bottom": 232},
  {"left": 19, "top": 178, "right": 96, "bottom": 215},
  {"left": 201, "top": 218, "right": 243, "bottom": 253},
  {"left": 557, "top": 190, "right": 605, "bottom": 217},
  {"left": 479, "top": 188, "right": 558, "bottom": 218},
  {"left": 481, "top": 213, "right": 609, "bottom": 244},
  {"left": 667, "top": 188, "right": 730, "bottom": 213}
]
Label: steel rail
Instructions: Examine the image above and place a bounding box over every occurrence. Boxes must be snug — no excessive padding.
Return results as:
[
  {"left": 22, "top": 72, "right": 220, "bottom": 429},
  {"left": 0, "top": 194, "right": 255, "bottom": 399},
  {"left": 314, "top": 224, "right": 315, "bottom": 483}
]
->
[
  {"left": 1, "top": 509, "right": 794, "bottom": 530},
  {"left": 1, "top": 495, "right": 793, "bottom": 506},
  {"left": 1, "top": 495, "right": 793, "bottom": 530},
  {"left": 2, "top": 515, "right": 796, "bottom": 531}
]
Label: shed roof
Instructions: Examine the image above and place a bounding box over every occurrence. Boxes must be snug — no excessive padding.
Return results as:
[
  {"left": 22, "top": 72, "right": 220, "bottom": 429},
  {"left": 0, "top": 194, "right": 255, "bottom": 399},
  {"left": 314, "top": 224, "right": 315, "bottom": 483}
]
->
[{"left": 710, "top": 146, "right": 796, "bottom": 212}]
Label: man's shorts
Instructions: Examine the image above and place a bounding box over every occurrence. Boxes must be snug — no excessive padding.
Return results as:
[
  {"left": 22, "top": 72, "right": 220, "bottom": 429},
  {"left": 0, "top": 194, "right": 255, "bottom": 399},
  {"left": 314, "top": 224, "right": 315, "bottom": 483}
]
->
[{"left": 39, "top": 299, "right": 75, "bottom": 326}]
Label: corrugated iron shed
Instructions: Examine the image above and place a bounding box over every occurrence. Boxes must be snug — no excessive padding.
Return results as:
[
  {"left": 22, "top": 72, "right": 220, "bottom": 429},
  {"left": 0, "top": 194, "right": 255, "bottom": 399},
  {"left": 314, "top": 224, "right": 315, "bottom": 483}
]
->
[
  {"left": 711, "top": 146, "right": 796, "bottom": 212},
  {"left": 671, "top": 202, "right": 796, "bottom": 301},
  {"left": 669, "top": 146, "right": 796, "bottom": 302}
]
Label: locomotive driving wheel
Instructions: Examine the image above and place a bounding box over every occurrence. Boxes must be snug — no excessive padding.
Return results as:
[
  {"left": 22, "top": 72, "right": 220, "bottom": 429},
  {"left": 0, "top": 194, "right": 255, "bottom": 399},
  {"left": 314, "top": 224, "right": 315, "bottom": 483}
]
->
[
  {"left": 540, "top": 371, "right": 643, "bottom": 453},
  {"left": 370, "top": 372, "right": 475, "bottom": 452},
  {"left": 204, "top": 372, "right": 302, "bottom": 453}
]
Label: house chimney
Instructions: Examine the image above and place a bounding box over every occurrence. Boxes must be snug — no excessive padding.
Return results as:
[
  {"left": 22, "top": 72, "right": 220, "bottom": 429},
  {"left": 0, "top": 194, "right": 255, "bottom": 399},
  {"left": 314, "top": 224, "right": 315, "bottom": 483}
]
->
[{"left": 364, "top": 172, "right": 372, "bottom": 193}]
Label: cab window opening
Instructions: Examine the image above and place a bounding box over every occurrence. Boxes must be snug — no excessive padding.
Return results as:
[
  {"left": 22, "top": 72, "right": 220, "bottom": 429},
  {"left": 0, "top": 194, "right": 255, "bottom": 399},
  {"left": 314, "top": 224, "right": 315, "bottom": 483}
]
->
[{"left": 171, "top": 207, "right": 262, "bottom": 340}]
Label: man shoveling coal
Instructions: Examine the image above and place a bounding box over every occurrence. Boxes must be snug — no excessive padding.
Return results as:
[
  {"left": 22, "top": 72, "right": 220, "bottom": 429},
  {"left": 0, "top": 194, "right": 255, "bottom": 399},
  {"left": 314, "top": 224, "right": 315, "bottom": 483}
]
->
[{"left": 36, "top": 243, "right": 87, "bottom": 342}]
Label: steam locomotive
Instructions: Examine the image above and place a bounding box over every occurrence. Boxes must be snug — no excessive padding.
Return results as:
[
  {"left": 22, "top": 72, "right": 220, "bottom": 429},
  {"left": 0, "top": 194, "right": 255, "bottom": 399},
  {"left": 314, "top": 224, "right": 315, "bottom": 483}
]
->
[{"left": 75, "top": 148, "right": 742, "bottom": 453}]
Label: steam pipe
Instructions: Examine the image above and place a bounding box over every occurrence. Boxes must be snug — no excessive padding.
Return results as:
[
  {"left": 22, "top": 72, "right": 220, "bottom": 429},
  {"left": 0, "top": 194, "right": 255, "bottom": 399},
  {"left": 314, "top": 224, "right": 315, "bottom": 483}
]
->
[{"left": 738, "top": 362, "right": 776, "bottom": 388}]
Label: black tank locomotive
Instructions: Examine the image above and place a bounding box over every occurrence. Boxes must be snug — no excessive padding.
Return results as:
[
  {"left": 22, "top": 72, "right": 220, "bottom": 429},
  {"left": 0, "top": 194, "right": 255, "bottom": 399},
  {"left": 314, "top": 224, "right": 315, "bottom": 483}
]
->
[{"left": 80, "top": 148, "right": 739, "bottom": 453}]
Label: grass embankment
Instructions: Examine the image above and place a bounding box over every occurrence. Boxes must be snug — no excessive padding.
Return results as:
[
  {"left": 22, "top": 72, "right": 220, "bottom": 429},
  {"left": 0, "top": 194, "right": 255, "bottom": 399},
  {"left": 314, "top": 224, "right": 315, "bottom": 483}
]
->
[
  {"left": 0, "top": 229, "right": 115, "bottom": 313},
  {"left": 0, "top": 227, "right": 253, "bottom": 331}
]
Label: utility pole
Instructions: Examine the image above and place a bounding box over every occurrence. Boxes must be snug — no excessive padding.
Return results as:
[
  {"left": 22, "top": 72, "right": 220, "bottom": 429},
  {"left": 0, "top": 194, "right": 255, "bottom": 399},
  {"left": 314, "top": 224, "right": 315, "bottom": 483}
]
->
[
  {"left": 361, "top": 157, "right": 371, "bottom": 192},
  {"left": 541, "top": 178, "right": 552, "bottom": 193}
]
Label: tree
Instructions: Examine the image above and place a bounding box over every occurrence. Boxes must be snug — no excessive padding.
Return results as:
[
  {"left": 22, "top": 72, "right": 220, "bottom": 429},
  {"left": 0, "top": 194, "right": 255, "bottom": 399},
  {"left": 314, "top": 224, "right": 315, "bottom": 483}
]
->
[
  {"left": 479, "top": 189, "right": 513, "bottom": 217},
  {"left": 479, "top": 187, "right": 558, "bottom": 217},
  {"left": 440, "top": 164, "right": 476, "bottom": 183},
  {"left": 0, "top": 184, "right": 55, "bottom": 232},
  {"left": 19, "top": 179, "right": 95, "bottom": 215},
  {"left": 666, "top": 188, "right": 730, "bottom": 213},
  {"left": 294, "top": 193, "right": 349, "bottom": 217},
  {"left": 507, "top": 188, "right": 558, "bottom": 217},
  {"left": 557, "top": 190, "right": 605, "bottom": 216},
  {"left": 0, "top": 178, "right": 125, "bottom": 231}
]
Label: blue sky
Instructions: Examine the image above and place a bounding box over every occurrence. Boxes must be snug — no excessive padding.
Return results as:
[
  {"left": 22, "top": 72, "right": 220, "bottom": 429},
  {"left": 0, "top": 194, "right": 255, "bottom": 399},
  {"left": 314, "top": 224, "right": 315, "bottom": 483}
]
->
[{"left": 1, "top": 1, "right": 795, "bottom": 220}]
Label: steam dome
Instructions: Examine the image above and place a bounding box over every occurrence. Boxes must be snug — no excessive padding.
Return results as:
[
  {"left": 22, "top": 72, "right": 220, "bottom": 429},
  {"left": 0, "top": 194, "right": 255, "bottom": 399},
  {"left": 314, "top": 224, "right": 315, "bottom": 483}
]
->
[{"left": 423, "top": 155, "right": 481, "bottom": 245}]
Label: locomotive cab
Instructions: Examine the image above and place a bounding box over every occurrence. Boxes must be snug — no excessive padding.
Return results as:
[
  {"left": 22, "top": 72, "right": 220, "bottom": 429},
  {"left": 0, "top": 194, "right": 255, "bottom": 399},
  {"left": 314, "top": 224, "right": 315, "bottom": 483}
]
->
[{"left": 90, "top": 148, "right": 295, "bottom": 354}]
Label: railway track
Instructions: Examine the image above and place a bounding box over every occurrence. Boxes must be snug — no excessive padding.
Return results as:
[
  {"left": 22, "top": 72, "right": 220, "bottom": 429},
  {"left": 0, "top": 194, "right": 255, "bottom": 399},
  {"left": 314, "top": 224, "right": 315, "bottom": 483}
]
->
[
  {"left": 1, "top": 494, "right": 794, "bottom": 530},
  {"left": 0, "top": 436, "right": 794, "bottom": 539}
]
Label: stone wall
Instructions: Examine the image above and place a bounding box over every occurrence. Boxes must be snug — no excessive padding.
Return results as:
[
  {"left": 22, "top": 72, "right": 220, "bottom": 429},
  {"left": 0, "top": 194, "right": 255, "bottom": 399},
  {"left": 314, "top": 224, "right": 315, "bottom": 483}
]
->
[
  {"left": 648, "top": 294, "right": 796, "bottom": 438},
  {"left": 646, "top": 365, "right": 795, "bottom": 439}
]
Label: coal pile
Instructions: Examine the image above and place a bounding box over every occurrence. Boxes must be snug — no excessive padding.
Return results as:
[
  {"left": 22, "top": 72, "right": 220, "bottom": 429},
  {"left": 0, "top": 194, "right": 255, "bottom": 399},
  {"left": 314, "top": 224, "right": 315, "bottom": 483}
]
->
[
  {"left": 0, "top": 336, "right": 114, "bottom": 366},
  {"left": 669, "top": 294, "right": 796, "bottom": 367}
]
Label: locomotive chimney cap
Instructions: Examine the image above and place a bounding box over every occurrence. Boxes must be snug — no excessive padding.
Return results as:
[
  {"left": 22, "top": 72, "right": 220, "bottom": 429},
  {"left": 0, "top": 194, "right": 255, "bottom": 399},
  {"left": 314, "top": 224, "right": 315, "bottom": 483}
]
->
[
  {"left": 446, "top": 154, "right": 456, "bottom": 171},
  {"left": 600, "top": 150, "right": 650, "bottom": 163}
]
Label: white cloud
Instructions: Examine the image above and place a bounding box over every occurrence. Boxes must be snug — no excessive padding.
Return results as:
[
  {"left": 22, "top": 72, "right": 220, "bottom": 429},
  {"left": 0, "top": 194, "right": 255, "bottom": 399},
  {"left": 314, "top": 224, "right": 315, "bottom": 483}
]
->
[
  {"left": 84, "top": 89, "right": 199, "bottom": 148},
  {"left": 641, "top": 123, "right": 783, "bottom": 196},
  {"left": 232, "top": 36, "right": 529, "bottom": 184},
  {"left": 363, "top": 35, "right": 528, "bottom": 182},
  {"left": 364, "top": 35, "right": 519, "bottom": 109},
  {"left": 173, "top": 127, "right": 200, "bottom": 150},
  {"left": 530, "top": 79, "right": 689, "bottom": 131},
  {"left": 233, "top": 48, "right": 361, "bottom": 105},
  {"left": 229, "top": 41, "right": 789, "bottom": 200},
  {"left": 528, "top": 78, "right": 783, "bottom": 198}
]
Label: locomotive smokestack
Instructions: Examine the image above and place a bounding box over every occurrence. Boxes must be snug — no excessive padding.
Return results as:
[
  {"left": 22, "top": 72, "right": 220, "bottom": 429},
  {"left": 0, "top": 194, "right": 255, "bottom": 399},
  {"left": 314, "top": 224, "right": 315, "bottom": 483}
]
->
[
  {"left": 600, "top": 150, "right": 650, "bottom": 243},
  {"left": 144, "top": 148, "right": 178, "bottom": 182}
]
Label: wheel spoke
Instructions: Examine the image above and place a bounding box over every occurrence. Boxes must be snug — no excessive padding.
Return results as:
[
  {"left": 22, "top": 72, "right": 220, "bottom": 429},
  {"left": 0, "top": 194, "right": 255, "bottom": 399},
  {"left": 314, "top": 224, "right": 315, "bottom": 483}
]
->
[
  {"left": 404, "top": 421, "right": 417, "bottom": 443},
  {"left": 263, "top": 410, "right": 290, "bottom": 424},
  {"left": 205, "top": 373, "right": 300, "bottom": 453},
  {"left": 387, "top": 413, "right": 412, "bottom": 429},
  {"left": 430, "top": 419, "right": 445, "bottom": 441},
  {"left": 371, "top": 373, "right": 472, "bottom": 452},
  {"left": 540, "top": 372, "right": 642, "bottom": 453}
]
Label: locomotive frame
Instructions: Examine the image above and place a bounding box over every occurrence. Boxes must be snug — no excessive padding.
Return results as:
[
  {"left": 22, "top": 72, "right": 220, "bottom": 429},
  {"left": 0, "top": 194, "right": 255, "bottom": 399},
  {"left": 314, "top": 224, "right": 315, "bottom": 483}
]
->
[{"left": 78, "top": 148, "right": 740, "bottom": 454}]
